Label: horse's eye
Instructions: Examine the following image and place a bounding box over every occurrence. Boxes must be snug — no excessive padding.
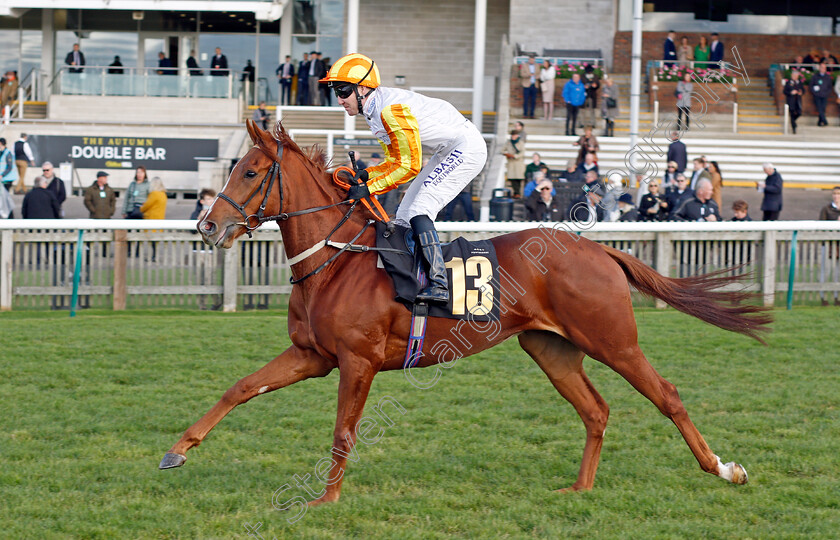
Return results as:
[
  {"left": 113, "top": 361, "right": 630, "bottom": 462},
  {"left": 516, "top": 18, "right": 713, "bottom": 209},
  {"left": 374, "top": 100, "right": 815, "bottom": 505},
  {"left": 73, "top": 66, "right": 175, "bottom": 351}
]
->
[{"left": 244, "top": 170, "right": 257, "bottom": 179}]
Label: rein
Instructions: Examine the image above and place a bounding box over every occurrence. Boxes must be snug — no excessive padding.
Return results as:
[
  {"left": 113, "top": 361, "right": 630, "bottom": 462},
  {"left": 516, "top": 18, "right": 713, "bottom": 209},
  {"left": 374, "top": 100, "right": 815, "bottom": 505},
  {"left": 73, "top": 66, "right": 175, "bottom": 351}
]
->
[{"left": 215, "top": 140, "right": 400, "bottom": 284}]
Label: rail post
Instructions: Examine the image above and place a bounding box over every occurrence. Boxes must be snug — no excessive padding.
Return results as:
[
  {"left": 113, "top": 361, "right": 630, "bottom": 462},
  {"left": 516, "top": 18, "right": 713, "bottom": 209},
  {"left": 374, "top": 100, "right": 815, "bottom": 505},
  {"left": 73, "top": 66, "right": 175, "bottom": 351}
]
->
[{"left": 762, "top": 229, "right": 777, "bottom": 307}]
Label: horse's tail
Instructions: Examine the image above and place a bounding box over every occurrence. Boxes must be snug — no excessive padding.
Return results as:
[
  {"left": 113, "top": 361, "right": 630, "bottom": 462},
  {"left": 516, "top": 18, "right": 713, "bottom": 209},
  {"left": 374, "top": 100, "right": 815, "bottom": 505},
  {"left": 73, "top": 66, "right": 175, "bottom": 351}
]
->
[{"left": 600, "top": 244, "right": 773, "bottom": 343}]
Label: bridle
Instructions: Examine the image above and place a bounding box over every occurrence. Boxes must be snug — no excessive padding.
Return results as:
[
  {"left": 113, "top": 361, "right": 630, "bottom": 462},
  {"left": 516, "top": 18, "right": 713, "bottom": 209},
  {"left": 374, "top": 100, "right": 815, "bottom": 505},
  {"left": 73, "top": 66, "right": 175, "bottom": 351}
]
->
[
  {"left": 214, "top": 139, "right": 388, "bottom": 284},
  {"left": 216, "top": 141, "right": 353, "bottom": 237}
]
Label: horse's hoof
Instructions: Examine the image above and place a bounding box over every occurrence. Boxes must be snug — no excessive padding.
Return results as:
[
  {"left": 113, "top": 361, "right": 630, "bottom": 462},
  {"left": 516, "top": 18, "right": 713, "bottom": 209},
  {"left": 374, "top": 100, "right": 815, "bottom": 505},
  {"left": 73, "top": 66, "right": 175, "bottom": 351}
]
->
[
  {"left": 159, "top": 452, "right": 187, "bottom": 469},
  {"left": 729, "top": 462, "right": 748, "bottom": 485}
]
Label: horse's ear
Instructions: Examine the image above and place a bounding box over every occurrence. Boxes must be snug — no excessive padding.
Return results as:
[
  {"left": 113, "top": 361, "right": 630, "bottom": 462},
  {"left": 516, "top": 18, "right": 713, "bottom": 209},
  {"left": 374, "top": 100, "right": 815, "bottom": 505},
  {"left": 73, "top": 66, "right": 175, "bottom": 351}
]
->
[{"left": 245, "top": 119, "right": 260, "bottom": 145}]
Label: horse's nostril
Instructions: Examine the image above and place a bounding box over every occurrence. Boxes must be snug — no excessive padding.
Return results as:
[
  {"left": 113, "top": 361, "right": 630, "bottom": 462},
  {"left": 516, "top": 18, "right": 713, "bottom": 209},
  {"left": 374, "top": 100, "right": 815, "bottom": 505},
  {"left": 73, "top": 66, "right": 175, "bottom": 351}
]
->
[{"left": 203, "top": 221, "right": 217, "bottom": 235}]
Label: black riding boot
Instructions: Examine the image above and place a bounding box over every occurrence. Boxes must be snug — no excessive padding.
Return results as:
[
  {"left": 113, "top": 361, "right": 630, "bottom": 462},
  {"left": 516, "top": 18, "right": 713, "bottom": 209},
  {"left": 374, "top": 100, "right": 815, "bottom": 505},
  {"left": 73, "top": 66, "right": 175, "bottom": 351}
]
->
[{"left": 410, "top": 215, "right": 449, "bottom": 305}]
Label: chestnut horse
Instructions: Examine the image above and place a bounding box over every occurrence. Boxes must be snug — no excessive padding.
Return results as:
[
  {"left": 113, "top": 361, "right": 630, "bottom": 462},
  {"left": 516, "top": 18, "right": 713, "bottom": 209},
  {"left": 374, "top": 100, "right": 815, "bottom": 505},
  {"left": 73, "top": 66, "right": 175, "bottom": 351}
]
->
[{"left": 160, "top": 120, "right": 771, "bottom": 504}]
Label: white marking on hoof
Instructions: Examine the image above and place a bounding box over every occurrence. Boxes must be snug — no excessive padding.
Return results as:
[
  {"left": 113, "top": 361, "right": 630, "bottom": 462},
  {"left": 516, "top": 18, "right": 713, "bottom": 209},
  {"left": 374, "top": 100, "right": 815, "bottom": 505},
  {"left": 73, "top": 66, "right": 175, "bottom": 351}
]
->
[
  {"left": 715, "top": 455, "right": 748, "bottom": 484},
  {"left": 258, "top": 385, "right": 270, "bottom": 394}
]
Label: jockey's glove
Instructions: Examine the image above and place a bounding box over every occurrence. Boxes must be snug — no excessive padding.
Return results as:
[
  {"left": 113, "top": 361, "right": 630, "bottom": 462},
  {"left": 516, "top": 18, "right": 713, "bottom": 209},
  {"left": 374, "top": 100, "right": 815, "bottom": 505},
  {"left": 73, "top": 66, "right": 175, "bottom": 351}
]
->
[{"left": 345, "top": 170, "right": 370, "bottom": 200}]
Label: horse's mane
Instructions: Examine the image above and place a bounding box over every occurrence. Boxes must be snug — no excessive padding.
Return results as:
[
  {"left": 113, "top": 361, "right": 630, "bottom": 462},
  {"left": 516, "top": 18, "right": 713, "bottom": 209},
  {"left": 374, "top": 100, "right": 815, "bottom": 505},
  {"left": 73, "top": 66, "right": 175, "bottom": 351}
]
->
[{"left": 271, "top": 122, "right": 332, "bottom": 174}]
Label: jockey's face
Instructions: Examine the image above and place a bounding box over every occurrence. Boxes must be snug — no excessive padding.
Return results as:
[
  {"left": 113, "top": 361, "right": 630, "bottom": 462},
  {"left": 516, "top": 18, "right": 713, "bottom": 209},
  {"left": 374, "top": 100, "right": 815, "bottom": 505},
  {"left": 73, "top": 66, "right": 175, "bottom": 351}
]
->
[{"left": 337, "top": 86, "right": 371, "bottom": 116}]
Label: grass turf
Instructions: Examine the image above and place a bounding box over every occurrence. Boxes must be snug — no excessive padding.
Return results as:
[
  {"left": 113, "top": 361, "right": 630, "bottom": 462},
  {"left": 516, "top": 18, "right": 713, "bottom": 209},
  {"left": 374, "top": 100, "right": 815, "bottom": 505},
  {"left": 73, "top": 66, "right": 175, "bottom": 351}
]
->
[{"left": 1, "top": 307, "right": 838, "bottom": 539}]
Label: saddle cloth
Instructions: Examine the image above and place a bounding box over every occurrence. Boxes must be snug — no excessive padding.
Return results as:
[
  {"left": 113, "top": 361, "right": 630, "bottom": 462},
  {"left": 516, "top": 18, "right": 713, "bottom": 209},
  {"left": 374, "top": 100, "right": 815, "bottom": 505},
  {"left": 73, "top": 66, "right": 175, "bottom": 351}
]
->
[{"left": 374, "top": 222, "right": 499, "bottom": 321}]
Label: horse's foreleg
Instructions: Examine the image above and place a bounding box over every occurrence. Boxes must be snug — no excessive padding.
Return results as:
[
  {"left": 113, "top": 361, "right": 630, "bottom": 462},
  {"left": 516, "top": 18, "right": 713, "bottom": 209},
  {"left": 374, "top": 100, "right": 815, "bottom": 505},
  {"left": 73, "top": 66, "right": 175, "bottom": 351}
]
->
[
  {"left": 308, "top": 355, "right": 377, "bottom": 506},
  {"left": 519, "top": 330, "right": 609, "bottom": 492},
  {"left": 601, "top": 344, "right": 748, "bottom": 484},
  {"left": 159, "top": 345, "right": 332, "bottom": 469}
]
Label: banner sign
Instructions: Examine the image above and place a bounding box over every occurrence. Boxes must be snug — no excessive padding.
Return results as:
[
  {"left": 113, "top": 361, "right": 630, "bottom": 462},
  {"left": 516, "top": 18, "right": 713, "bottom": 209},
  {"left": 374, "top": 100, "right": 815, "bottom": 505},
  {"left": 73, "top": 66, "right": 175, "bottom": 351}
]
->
[
  {"left": 27, "top": 135, "right": 218, "bottom": 172},
  {"left": 334, "top": 137, "right": 381, "bottom": 147}
]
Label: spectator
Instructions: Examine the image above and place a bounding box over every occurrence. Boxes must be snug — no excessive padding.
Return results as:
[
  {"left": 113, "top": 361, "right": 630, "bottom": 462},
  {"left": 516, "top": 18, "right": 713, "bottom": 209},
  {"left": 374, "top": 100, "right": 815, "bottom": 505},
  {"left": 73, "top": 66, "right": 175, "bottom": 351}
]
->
[
  {"left": 810, "top": 62, "right": 832, "bottom": 127},
  {"left": 601, "top": 76, "right": 619, "bottom": 137},
  {"left": 676, "top": 73, "right": 693, "bottom": 131},
  {"left": 123, "top": 166, "right": 151, "bottom": 218},
  {"left": 573, "top": 125, "right": 599, "bottom": 166},
  {"left": 667, "top": 131, "right": 687, "bottom": 172},
  {"left": 277, "top": 55, "right": 295, "bottom": 105},
  {"left": 663, "top": 30, "right": 677, "bottom": 67},
  {"left": 0, "top": 137, "right": 18, "bottom": 193},
  {"left": 803, "top": 49, "right": 821, "bottom": 67},
  {"left": 296, "top": 52, "right": 310, "bottom": 105},
  {"left": 576, "top": 152, "right": 599, "bottom": 177},
  {"left": 568, "top": 180, "right": 605, "bottom": 223},
  {"left": 617, "top": 193, "right": 639, "bottom": 222},
  {"left": 709, "top": 32, "right": 724, "bottom": 64},
  {"left": 519, "top": 53, "right": 538, "bottom": 119},
  {"left": 664, "top": 173, "right": 694, "bottom": 218},
  {"left": 581, "top": 64, "right": 600, "bottom": 128},
  {"left": 557, "top": 159, "right": 583, "bottom": 183},
  {"left": 22, "top": 176, "right": 61, "bottom": 219},
  {"left": 688, "top": 157, "right": 710, "bottom": 190},
  {"left": 64, "top": 43, "right": 85, "bottom": 73},
  {"left": 186, "top": 50, "right": 202, "bottom": 76},
  {"left": 157, "top": 52, "right": 175, "bottom": 75},
  {"left": 241, "top": 60, "right": 255, "bottom": 82},
  {"left": 443, "top": 180, "right": 475, "bottom": 222},
  {"left": 562, "top": 73, "right": 586, "bottom": 136},
  {"left": 672, "top": 178, "right": 720, "bottom": 222},
  {"left": 108, "top": 56, "right": 124, "bottom": 74},
  {"left": 708, "top": 160, "right": 723, "bottom": 210},
  {"left": 40, "top": 162, "right": 66, "bottom": 214},
  {"left": 253, "top": 101, "right": 270, "bottom": 130},
  {"left": 822, "top": 49, "right": 839, "bottom": 70},
  {"left": 308, "top": 51, "right": 326, "bottom": 106},
  {"left": 677, "top": 36, "right": 694, "bottom": 63},
  {"left": 835, "top": 75, "right": 840, "bottom": 120},
  {"left": 792, "top": 54, "right": 808, "bottom": 70},
  {"left": 13, "top": 133, "right": 34, "bottom": 194},
  {"left": 638, "top": 180, "right": 668, "bottom": 221},
  {"left": 539, "top": 60, "right": 555, "bottom": 121},
  {"left": 784, "top": 70, "right": 805, "bottom": 134},
  {"left": 524, "top": 152, "right": 545, "bottom": 182},
  {"left": 191, "top": 188, "right": 217, "bottom": 221},
  {"left": 818, "top": 187, "right": 840, "bottom": 305},
  {"left": 514, "top": 120, "right": 528, "bottom": 143},
  {"left": 0, "top": 70, "right": 18, "bottom": 110},
  {"left": 662, "top": 160, "right": 679, "bottom": 189},
  {"left": 730, "top": 200, "right": 752, "bottom": 222},
  {"left": 84, "top": 171, "right": 116, "bottom": 219},
  {"left": 694, "top": 36, "right": 710, "bottom": 66},
  {"left": 525, "top": 178, "right": 563, "bottom": 221},
  {"left": 757, "top": 163, "right": 783, "bottom": 221},
  {"left": 502, "top": 129, "right": 526, "bottom": 197},
  {"left": 523, "top": 170, "right": 552, "bottom": 198},
  {"left": 141, "top": 177, "right": 167, "bottom": 219},
  {"left": 0, "top": 177, "right": 13, "bottom": 218},
  {"left": 210, "top": 47, "right": 228, "bottom": 76}
]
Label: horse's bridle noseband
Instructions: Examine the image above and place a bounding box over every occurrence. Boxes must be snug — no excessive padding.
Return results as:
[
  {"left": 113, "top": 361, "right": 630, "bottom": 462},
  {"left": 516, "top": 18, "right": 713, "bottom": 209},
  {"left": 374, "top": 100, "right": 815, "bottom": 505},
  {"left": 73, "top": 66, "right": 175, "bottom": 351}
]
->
[{"left": 216, "top": 141, "right": 352, "bottom": 238}]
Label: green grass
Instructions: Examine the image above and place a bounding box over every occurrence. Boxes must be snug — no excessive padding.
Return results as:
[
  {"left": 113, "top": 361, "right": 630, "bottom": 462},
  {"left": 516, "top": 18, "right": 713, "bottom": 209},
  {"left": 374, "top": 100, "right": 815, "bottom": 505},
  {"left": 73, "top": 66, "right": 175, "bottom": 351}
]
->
[{"left": 2, "top": 308, "right": 839, "bottom": 539}]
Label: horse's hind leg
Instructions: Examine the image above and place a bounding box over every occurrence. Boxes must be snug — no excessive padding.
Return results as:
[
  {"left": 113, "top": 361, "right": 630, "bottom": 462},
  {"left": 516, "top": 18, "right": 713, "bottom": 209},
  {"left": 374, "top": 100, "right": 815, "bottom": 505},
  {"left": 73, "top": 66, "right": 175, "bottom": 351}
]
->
[
  {"left": 596, "top": 342, "right": 748, "bottom": 485},
  {"left": 159, "top": 345, "right": 332, "bottom": 469},
  {"left": 518, "top": 330, "right": 609, "bottom": 492}
]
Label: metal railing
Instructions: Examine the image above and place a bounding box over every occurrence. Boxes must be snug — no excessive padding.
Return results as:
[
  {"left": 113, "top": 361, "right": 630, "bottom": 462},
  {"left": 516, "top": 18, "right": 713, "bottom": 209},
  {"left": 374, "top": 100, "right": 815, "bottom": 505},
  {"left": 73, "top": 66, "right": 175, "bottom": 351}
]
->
[
  {"left": 50, "top": 66, "right": 266, "bottom": 100},
  {"left": 1, "top": 220, "right": 838, "bottom": 311}
]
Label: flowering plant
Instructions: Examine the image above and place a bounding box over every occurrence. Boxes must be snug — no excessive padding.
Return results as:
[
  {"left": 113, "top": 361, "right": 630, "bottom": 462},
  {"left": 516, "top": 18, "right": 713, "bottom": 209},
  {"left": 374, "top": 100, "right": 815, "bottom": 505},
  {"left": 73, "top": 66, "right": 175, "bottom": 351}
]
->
[
  {"left": 553, "top": 62, "right": 604, "bottom": 79},
  {"left": 781, "top": 68, "right": 837, "bottom": 85},
  {"left": 655, "top": 64, "right": 735, "bottom": 83}
]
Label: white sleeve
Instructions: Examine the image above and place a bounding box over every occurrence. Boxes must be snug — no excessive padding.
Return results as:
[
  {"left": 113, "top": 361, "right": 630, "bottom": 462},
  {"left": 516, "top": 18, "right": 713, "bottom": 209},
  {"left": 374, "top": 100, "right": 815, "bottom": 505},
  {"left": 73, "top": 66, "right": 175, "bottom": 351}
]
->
[{"left": 23, "top": 142, "right": 35, "bottom": 162}]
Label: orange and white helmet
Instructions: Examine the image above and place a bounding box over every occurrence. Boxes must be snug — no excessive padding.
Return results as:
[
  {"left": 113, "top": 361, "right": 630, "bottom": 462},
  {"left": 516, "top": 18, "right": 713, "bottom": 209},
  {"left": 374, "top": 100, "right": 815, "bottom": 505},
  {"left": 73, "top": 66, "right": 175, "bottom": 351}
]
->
[{"left": 320, "top": 53, "right": 381, "bottom": 89}]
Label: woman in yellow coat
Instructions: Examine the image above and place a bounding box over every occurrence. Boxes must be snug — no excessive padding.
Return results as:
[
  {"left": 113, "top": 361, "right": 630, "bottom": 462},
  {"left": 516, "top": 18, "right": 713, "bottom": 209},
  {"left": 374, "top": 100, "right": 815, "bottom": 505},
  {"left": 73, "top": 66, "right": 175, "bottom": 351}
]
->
[
  {"left": 140, "top": 177, "right": 167, "bottom": 261},
  {"left": 141, "top": 177, "right": 167, "bottom": 219}
]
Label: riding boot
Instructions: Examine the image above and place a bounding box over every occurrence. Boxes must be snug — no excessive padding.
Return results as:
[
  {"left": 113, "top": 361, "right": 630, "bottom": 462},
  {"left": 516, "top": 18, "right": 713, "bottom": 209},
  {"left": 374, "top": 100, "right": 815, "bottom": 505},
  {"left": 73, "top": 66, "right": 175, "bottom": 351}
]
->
[{"left": 410, "top": 215, "right": 449, "bottom": 305}]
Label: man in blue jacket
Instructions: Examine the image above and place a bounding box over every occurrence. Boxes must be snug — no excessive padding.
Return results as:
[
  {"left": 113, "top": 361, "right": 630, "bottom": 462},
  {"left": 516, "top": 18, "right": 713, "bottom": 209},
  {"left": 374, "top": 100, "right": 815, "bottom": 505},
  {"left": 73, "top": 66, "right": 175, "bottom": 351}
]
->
[
  {"left": 757, "top": 163, "right": 783, "bottom": 221},
  {"left": 810, "top": 62, "right": 833, "bottom": 127},
  {"left": 562, "top": 73, "right": 586, "bottom": 137},
  {"left": 663, "top": 30, "right": 677, "bottom": 67}
]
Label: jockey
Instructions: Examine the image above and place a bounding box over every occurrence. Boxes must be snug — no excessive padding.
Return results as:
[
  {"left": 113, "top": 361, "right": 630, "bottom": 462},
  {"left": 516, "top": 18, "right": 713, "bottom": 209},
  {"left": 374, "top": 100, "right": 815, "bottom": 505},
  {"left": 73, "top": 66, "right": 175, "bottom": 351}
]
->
[{"left": 321, "top": 53, "right": 487, "bottom": 305}]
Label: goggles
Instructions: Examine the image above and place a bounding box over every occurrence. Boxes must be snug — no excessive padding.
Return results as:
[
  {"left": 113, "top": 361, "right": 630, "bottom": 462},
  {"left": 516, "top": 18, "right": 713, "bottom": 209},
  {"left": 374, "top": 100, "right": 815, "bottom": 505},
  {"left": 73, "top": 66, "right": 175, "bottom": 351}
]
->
[{"left": 332, "top": 83, "right": 356, "bottom": 99}]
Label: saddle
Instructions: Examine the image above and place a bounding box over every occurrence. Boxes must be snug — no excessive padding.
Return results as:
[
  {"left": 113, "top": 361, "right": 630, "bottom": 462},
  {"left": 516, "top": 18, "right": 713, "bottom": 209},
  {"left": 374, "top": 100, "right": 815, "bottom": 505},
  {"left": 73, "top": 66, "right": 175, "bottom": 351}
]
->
[{"left": 374, "top": 222, "right": 499, "bottom": 321}]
